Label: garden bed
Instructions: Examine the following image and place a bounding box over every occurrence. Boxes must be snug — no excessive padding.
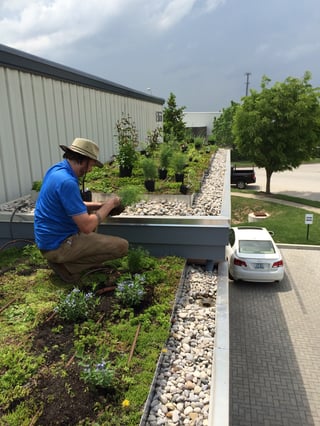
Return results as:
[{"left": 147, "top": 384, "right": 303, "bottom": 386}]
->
[
  {"left": 0, "top": 246, "right": 185, "bottom": 425},
  {"left": 0, "top": 148, "right": 230, "bottom": 425}
]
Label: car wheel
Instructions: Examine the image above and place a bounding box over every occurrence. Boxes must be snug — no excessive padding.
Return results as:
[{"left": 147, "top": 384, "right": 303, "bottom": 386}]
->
[{"left": 236, "top": 181, "right": 246, "bottom": 189}]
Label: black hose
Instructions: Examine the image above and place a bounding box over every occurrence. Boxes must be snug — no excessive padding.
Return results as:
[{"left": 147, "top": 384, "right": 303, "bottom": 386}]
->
[
  {"left": 9, "top": 201, "right": 29, "bottom": 240},
  {"left": 0, "top": 201, "right": 34, "bottom": 252},
  {"left": 0, "top": 239, "right": 34, "bottom": 252}
]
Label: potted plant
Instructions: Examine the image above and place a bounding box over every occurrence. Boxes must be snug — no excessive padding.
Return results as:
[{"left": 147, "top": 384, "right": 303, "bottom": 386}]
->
[
  {"left": 140, "top": 157, "right": 157, "bottom": 192},
  {"left": 171, "top": 152, "right": 186, "bottom": 182},
  {"left": 179, "top": 167, "right": 196, "bottom": 194},
  {"left": 194, "top": 137, "right": 204, "bottom": 151},
  {"left": 158, "top": 144, "right": 172, "bottom": 179},
  {"left": 109, "top": 185, "right": 143, "bottom": 216},
  {"left": 31, "top": 180, "right": 42, "bottom": 201},
  {"left": 115, "top": 114, "right": 139, "bottom": 177}
]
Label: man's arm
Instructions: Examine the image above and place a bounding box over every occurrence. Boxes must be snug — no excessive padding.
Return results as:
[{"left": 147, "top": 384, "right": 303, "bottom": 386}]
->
[
  {"left": 84, "top": 201, "right": 103, "bottom": 213},
  {"left": 72, "top": 196, "right": 121, "bottom": 233}
]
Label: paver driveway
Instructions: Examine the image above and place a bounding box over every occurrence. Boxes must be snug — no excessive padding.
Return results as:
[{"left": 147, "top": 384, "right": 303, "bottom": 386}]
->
[{"left": 229, "top": 246, "right": 320, "bottom": 426}]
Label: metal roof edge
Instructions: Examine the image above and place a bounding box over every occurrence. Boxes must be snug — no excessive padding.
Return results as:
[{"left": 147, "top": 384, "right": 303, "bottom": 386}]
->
[{"left": 0, "top": 43, "right": 165, "bottom": 105}]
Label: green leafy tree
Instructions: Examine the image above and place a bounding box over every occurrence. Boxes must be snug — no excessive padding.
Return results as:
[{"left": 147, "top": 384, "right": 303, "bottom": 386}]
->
[
  {"left": 212, "top": 101, "right": 245, "bottom": 161},
  {"left": 163, "top": 92, "right": 186, "bottom": 143},
  {"left": 212, "top": 101, "right": 239, "bottom": 147},
  {"left": 233, "top": 72, "right": 320, "bottom": 193}
]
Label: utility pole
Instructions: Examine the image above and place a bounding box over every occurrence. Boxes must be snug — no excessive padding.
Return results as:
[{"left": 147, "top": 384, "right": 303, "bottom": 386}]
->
[{"left": 245, "top": 72, "right": 251, "bottom": 96}]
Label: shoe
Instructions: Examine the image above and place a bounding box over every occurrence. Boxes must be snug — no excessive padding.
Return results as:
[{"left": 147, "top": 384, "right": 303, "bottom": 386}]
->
[{"left": 47, "top": 262, "right": 80, "bottom": 283}]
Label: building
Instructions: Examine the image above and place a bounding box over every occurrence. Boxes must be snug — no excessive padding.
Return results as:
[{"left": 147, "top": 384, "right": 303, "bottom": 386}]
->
[
  {"left": 183, "top": 111, "right": 221, "bottom": 139},
  {"left": 0, "top": 44, "right": 164, "bottom": 203}
]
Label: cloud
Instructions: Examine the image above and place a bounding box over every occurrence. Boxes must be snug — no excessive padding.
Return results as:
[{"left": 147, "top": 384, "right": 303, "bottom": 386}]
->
[
  {"left": 204, "top": 0, "right": 226, "bottom": 13},
  {"left": 0, "top": 0, "right": 225, "bottom": 54},
  {"left": 148, "top": 0, "right": 196, "bottom": 31},
  {"left": 0, "top": 0, "right": 133, "bottom": 53},
  {"left": 149, "top": 0, "right": 225, "bottom": 30}
]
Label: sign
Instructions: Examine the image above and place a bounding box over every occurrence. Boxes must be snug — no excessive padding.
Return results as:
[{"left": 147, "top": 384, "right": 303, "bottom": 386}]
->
[{"left": 305, "top": 214, "right": 313, "bottom": 225}]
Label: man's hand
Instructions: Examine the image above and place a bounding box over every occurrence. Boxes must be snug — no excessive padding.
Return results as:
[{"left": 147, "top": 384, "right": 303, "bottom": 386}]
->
[{"left": 73, "top": 196, "right": 123, "bottom": 233}]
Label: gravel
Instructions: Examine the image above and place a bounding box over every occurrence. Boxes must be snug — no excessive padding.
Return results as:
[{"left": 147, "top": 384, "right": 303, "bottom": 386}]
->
[
  {"left": 138, "top": 149, "right": 226, "bottom": 425},
  {"left": 122, "top": 149, "right": 226, "bottom": 217},
  {"left": 143, "top": 266, "right": 217, "bottom": 426}
]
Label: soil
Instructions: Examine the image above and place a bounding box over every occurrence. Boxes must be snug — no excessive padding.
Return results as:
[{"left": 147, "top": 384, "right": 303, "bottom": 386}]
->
[
  {"left": 31, "top": 320, "right": 99, "bottom": 426},
  {"left": 30, "top": 271, "right": 124, "bottom": 425},
  {"left": 4, "top": 264, "right": 155, "bottom": 425}
]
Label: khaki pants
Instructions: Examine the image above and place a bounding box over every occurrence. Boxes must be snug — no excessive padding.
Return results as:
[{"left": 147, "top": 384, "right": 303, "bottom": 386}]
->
[{"left": 42, "top": 232, "right": 129, "bottom": 275}]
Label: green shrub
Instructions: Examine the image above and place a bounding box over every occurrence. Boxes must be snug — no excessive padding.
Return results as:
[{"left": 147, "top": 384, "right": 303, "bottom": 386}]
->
[
  {"left": 140, "top": 157, "right": 157, "bottom": 180},
  {"left": 159, "top": 144, "right": 172, "bottom": 169},
  {"left": 171, "top": 152, "right": 186, "bottom": 173}
]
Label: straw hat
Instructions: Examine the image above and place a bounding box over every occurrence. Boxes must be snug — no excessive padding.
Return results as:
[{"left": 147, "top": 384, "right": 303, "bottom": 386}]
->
[{"left": 60, "top": 138, "right": 103, "bottom": 168}]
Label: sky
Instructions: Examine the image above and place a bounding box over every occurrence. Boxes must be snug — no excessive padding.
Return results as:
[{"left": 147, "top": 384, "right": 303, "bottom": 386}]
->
[{"left": 1, "top": 0, "right": 320, "bottom": 112}]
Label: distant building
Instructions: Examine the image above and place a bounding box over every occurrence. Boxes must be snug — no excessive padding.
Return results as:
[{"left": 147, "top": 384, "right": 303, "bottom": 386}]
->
[{"left": 183, "top": 111, "right": 221, "bottom": 139}]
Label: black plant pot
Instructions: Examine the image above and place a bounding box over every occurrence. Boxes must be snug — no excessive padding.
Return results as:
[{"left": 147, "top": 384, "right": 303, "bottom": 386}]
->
[
  {"left": 179, "top": 184, "right": 188, "bottom": 194},
  {"left": 119, "top": 166, "right": 133, "bottom": 177},
  {"left": 109, "top": 204, "right": 126, "bottom": 216},
  {"left": 144, "top": 180, "right": 155, "bottom": 192},
  {"left": 158, "top": 168, "right": 168, "bottom": 180},
  {"left": 175, "top": 173, "right": 184, "bottom": 183}
]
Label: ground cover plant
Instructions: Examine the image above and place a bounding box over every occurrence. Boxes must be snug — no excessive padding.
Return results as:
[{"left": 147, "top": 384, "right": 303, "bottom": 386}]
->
[{"left": 0, "top": 244, "right": 185, "bottom": 425}]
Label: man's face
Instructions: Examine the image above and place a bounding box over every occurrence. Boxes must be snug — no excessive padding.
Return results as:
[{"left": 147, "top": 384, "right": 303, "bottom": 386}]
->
[{"left": 78, "top": 159, "right": 96, "bottom": 176}]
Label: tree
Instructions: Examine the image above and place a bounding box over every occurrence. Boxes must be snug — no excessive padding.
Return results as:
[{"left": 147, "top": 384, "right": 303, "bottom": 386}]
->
[
  {"left": 212, "top": 101, "right": 239, "bottom": 147},
  {"left": 163, "top": 92, "right": 186, "bottom": 143},
  {"left": 233, "top": 72, "right": 320, "bottom": 193},
  {"left": 211, "top": 101, "right": 245, "bottom": 161}
]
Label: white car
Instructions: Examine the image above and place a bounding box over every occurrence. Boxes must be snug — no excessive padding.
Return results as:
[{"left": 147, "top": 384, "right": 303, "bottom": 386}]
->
[{"left": 226, "top": 226, "right": 284, "bottom": 283}]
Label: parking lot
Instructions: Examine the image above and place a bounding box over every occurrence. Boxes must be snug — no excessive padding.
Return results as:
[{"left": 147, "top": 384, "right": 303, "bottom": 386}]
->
[{"left": 229, "top": 246, "right": 320, "bottom": 426}]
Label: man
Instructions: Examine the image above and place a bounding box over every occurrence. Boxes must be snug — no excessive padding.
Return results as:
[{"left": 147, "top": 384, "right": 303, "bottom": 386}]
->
[{"left": 34, "top": 137, "right": 129, "bottom": 283}]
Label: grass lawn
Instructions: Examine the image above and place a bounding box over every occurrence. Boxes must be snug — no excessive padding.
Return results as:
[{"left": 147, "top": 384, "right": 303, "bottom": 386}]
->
[{"left": 231, "top": 194, "right": 320, "bottom": 245}]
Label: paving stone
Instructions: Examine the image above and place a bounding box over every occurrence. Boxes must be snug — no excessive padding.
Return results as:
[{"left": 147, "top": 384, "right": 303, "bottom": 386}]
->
[{"left": 229, "top": 247, "right": 320, "bottom": 426}]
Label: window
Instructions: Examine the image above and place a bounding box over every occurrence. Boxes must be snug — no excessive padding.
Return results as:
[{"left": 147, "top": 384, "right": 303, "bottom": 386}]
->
[
  {"left": 239, "top": 240, "right": 275, "bottom": 254},
  {"left": 156, "top": 111, "right": 163, "bottom": 122}
]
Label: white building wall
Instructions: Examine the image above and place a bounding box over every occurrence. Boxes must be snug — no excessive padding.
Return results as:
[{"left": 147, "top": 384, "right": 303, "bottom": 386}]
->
[
  {"left": 0, "top": 45, "right": 164, "bottom": 203},
  {"left": 183, "top": 112, "right": 221, "bottom": 136}
]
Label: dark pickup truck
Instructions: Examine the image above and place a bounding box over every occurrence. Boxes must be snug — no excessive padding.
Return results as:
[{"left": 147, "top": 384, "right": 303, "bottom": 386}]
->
[{"left": 231, "top": 165, "right": 256, "bottom": 189}]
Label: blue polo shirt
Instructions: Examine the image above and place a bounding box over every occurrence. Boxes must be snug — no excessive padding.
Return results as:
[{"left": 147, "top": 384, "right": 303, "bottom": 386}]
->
[{"left": 34, "top": 160, "right": 87, "bottom": 250}]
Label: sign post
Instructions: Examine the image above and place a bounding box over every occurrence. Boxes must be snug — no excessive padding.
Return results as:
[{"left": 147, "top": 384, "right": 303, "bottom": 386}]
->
[{"left": 305, "top": 214, "right": 313, "bottom": 240}]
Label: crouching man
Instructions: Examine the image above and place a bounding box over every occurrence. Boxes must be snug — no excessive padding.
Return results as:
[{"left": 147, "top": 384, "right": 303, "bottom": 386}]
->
[{"left": 34, "top": 137, "right": 128, "bottom": 283}]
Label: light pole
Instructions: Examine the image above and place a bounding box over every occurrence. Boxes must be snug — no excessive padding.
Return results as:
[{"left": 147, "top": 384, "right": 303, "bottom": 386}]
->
[{"left": 245, "top": 72, "right": 251, "bottom": 96}]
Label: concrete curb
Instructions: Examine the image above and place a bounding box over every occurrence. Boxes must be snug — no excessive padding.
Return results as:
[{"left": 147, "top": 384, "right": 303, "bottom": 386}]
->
[{"left": 208, "top": 261, "right": 229, "bottom": 426}]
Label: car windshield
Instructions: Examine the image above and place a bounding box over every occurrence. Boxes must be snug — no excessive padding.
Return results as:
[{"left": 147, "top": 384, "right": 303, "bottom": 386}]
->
[{"left": 239, "top": 240, "right": 275, "bottom": 254}]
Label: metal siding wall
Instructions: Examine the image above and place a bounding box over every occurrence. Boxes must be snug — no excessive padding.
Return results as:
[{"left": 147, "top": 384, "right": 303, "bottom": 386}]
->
[
  {"left": 43, "top": 78, "right": 61, "bottom": 165},
  {"left": 52, "top": 81, "right": 68, "bottom": 153},
  {"left": 6, "top": 70, "right": 32, "bottom": 196},
  {"left": 0, "top": 68, "right": 19, "bottom": 201},
  {"left": 0, "top": 66, "right": 162, "bottom": 203},
  {"left": 32, "top": 76, "right": 54, "bottom": 169},
  {"left": 21, "top": 73, "right": 43, "bottom": 178}
]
